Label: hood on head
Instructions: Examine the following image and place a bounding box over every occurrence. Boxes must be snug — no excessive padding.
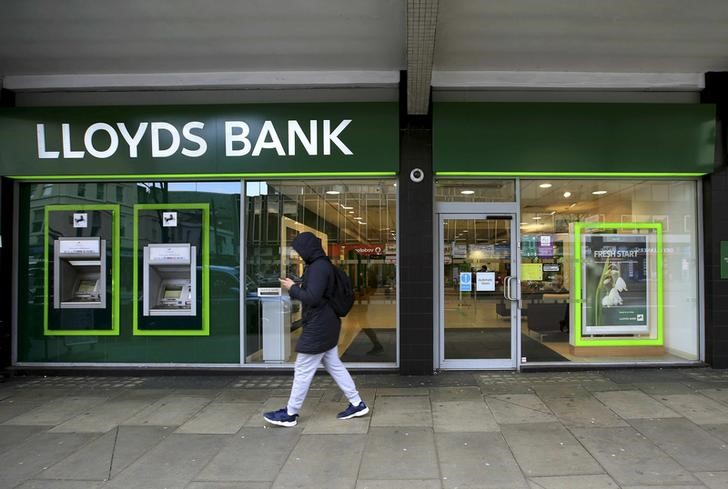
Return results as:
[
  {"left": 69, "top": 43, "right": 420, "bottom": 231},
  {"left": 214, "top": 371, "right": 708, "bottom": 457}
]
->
[{"left": 291, "top": 232, "right": 326, "bottom": 264}]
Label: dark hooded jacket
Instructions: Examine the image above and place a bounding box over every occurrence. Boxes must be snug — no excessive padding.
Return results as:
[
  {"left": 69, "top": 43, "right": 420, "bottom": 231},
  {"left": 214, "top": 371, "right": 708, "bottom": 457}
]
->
[{"left": 288, "top": 232, "right": 340, "bottom": 354}]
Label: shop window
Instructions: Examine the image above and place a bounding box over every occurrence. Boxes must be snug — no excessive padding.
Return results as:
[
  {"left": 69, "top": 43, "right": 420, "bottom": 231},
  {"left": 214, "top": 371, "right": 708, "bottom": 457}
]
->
[
  {"left": 96, "top": 184, "right": 104, "bottom": 200},
  {"left": 519, "top": 179, "right": 700, "bottom": 365},
  {"left": 244, "top": 179, "right": 398, "bottom": 364},
  {"left": 17, "top": 181, "right": 241, "bottom": 364}
]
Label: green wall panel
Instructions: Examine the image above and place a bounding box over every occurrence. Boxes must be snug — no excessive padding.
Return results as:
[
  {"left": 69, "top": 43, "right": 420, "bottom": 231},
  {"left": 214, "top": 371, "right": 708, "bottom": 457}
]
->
[
  {"left": 133, "top": 205, "right": 210, "bottom": 336},
  {"left": 434, "top": 102, "right": 716, "bottom": 174},
  {"left": 43, "top": 205, "right": 120, "bottom": 335},
  {"left": 17, "top": 182, "right": 240, "bottom": 363},
  {"left": 0, "top": 103, "right": 398, "bottom": 177}
]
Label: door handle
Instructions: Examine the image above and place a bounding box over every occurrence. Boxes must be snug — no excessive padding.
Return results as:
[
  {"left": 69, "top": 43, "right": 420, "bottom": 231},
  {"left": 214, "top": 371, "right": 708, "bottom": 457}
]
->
[{"left": 504, "top": 276, "right": 519, "bottom": 302}]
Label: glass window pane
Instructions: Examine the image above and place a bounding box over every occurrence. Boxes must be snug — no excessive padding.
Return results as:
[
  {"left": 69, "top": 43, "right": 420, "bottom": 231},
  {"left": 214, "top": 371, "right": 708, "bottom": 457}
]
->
[
  {"left": 244, "top": 180, "right": 398, "bottom": 364},
  {"left": 519, "top": 179, "right": 699, "bottom": 364},
  {"left": 442, "top": 217, "right": 512, "bottom": 360},
  {"left": 17, "top": 181, "right": 241, "bottom": 363}
]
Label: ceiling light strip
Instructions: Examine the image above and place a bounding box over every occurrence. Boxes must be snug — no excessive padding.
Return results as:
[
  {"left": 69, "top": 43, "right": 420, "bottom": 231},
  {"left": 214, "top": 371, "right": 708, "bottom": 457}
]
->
[{"left": 431, "top": 71, "right": 704, "bottom": 90}]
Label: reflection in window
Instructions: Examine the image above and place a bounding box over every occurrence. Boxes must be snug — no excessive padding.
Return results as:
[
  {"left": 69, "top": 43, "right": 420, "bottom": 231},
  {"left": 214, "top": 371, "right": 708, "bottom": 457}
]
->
[
  {"left": 518, "top": 179, "right": 699, "bottom": 365},
  {"left": 244, "top": 180, "right": 398, "bottom": 364},
  {"left": 436, "top": 179, "right": 515, "bottom": 202}
]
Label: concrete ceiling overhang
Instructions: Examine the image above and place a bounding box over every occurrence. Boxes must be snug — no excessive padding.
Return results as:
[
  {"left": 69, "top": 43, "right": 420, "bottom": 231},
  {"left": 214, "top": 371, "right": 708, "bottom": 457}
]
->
[{"left": 2, "top": 1, "right": 728, "bottom": 113}]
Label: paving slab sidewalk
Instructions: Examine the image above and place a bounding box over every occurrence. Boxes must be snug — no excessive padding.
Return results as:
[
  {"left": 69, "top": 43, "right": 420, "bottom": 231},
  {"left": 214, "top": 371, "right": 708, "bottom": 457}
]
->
[{"left": 1, "top": 368, "right": 727, "bottom": 489}]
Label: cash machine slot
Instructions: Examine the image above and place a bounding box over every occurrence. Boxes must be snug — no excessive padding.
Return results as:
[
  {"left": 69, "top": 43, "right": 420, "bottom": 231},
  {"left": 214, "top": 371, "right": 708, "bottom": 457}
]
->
[
  {"left": 143, "top": 243, "right": 196, "bottom": 316},
  {"left": 53, "top": 237, "right": 106, "bottom": 309}
]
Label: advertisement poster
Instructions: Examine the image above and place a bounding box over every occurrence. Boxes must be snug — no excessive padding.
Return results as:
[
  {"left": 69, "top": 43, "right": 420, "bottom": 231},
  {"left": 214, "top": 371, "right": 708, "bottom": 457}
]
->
[{"left": 582, "top": 234, "right": 650, "bottom": 334}]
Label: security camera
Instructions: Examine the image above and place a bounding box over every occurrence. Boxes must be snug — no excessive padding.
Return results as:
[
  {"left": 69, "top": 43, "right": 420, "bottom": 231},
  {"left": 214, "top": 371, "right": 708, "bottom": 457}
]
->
[{"left": 409, "top": 168, "right": 425, "bottom": 183}]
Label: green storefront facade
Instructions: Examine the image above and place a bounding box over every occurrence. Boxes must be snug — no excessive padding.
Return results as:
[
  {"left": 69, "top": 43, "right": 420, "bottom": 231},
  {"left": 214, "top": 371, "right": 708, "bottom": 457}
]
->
[{"left": 0, "top": 97, "right": 725, "bottom": 371}]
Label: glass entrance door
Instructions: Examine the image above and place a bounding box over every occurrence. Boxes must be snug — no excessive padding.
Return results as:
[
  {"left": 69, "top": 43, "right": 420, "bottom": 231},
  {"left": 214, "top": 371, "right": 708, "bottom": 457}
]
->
[{"left": 439, "top": 214, "right": 519, "bottom": 369}]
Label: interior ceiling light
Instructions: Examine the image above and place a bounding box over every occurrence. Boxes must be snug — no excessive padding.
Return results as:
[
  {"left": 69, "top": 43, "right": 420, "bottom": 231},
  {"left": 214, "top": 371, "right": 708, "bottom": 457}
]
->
[
  {"left": 550, "top": 211, "right": 556, "bottom": 215},
  {"left": 520, "top": 222, "right": 527, "bottom": 225},
  {"left": 592, "top": 190, "right": 608, "bottom": 195},
  {"left": 539, "top": 183, "right": 553, "bottom": 188},
  {"left": 326, "top": 190, "right": 340, "bottom": 195},
  {"left": 354, "top": 217, "right": 362, "bottom": 220},
  {"left": 460, "top": 190, "right": 475, "bottom": 195},
  {"left": 348, "top": 211, "right": 354, "bottom": 214},
  {"left": 563, "top": 191, "right": 572, "bottom": 198},
  {"left": 340, "top": 204, "right": 353, "bottom": 210},
  {"left": 358, "top": 221, "right": 367, "bottom": 225},
  {"left": 532, "top": 216, "right": 542, "bottom": 220},
  {"left": 569, "top": 203, "right": 577, "bottom": 208}
]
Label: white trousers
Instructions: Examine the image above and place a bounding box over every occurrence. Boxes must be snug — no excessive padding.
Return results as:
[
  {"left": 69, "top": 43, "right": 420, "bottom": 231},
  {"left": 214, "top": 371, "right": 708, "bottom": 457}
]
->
[{"left": 287, "top": 346, "right": 362, "bottom": 415}]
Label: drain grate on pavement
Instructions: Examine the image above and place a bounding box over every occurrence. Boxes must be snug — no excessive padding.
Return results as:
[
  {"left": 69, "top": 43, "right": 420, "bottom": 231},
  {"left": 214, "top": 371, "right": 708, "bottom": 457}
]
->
[
  {"left": 479, "top": 372, "right": 609, "bottom": 384},
  {"left": 15, "top": 376, "right": 146, "bottom": 389}
]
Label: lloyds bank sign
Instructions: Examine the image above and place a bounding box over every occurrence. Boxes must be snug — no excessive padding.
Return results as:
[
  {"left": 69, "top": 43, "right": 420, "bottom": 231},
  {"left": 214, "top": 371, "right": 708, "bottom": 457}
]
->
[{"left": 0, "top": 103, "right": 398, "bottom": 176}]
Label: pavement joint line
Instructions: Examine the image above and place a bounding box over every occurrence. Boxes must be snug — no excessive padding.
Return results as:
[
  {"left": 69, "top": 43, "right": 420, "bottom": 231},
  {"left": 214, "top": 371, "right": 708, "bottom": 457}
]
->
[{"left": 107, "top": 426, "right": 120, "bottom": 481}]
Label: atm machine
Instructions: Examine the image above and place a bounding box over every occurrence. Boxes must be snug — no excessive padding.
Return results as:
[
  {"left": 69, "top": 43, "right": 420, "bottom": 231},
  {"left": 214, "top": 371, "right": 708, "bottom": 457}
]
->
[
  {"left": 143, "top": 243, "right": 196, "bottom": 316},
  {"left": 259, "top": 288, "right": 292, "bottom": 362},
  {"left": 53, "top": 237, "right": 106, "bottom": 309}
]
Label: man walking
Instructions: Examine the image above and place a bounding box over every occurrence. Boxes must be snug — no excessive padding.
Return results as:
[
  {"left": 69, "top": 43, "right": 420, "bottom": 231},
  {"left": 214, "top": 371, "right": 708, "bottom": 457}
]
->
[{"left": 263, "top": 232, "right": 368, "bottom": 427}]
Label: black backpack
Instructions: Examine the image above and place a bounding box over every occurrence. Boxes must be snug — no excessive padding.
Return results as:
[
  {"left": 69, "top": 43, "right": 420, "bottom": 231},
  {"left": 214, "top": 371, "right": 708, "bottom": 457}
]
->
[{"left": 326, "top": 260, "right": 355, "bottom": 317}]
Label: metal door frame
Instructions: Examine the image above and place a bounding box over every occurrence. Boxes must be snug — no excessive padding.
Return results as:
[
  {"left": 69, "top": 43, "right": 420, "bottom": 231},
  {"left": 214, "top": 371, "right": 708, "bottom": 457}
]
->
[{"left": 435, "top": 202, "right": 521, "bottom": 370}]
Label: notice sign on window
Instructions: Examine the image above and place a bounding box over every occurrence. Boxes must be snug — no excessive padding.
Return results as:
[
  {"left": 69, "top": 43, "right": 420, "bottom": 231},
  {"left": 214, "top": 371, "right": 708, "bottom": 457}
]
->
[
  {"left": 459, "top": 272, "right": 472, "bottom": 292},
  {"left": 521, "top": 263, "right": 543, "bottom": 281},
  {"left": 476, "top": 272, "right": 496, "bottom": 291}
]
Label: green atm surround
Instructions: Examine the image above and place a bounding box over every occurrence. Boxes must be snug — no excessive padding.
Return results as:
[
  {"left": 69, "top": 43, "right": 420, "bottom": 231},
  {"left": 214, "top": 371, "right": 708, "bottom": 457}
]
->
[
  {"left": 572, "top": 222, "right": 664, "bottom": 347},
  {"left": 43, "top": 204, "right": 120, "bottom": 336},
  {"left": 132, "top": 203, "right": 210, "bottom": 336}
]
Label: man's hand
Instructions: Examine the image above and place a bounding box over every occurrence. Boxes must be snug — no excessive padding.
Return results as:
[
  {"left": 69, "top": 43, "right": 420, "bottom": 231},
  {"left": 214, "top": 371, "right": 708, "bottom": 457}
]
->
[{"left": 279, "top": 277, "right": 295, "bottom": 290}]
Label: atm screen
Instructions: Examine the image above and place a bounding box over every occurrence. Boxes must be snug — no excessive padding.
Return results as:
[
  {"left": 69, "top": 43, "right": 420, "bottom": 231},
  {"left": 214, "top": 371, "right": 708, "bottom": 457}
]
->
[
  {"left": 76, "top": 280, "right": 97, "bottom": 295},
  {"left": 164, "top": 286, "right": 182, "bottom": 299}
]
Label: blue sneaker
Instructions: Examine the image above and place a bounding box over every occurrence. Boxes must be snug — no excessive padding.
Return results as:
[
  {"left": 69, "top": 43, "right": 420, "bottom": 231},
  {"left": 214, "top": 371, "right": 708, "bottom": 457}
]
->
[
  {"left": 337, "top": 401, "right": 369, "bottom": 420},
  {"left": 263, "top": 408, "right": 298, "bottom": 427}
]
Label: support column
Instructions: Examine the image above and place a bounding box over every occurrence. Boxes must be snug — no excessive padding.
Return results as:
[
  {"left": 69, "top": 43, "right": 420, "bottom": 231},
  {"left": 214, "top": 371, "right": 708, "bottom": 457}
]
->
[
  {"left": 701, "top": 72, "right": 728, "bottom": 368},
  {"left": 0, "top": 88, "right": 15, "bottom": 375},
  {"left": 398, "top": 72, "right": 434, "bottom": 375}
]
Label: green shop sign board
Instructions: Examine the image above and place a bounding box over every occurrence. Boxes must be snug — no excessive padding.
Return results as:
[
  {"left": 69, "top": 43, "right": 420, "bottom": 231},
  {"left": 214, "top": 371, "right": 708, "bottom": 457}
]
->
[
  {"left": 434, "top": 102, "right": 716, "bottom": 175},
  {"left": 0, "top": 103, "right": 398, "bottom": 177}
]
